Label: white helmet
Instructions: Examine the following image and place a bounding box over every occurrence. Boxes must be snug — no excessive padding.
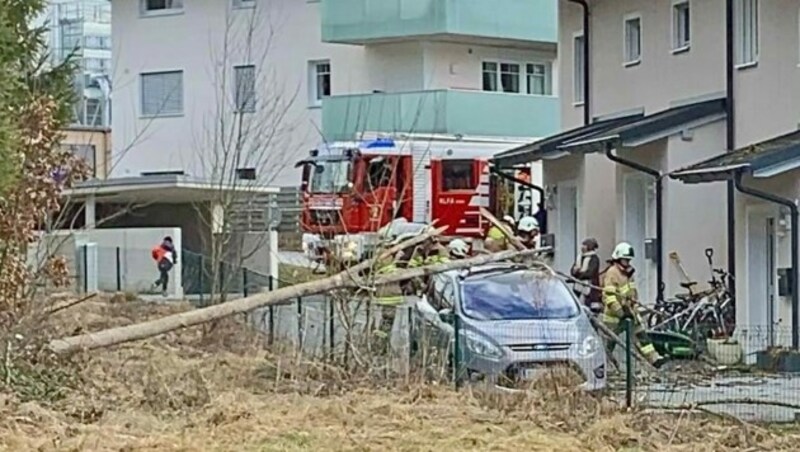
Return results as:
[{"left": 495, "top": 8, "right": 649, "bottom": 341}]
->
[
  {"left": 516, "top": 216, "right": 540, "bottom": 233},
  {"left": 502, "top": 215, "right": 516, "bottom": 225},
  {"left": 611, "top": 242, "right": 635, "bottom": 260},
  {"left": 448, "top": 238, "right": 469, "bottom": 258}
]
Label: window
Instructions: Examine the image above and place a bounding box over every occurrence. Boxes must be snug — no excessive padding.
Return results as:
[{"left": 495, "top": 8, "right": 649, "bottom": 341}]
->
[
  {"left": 672, "top": 1, "right": 690, "bottom": 51},
  {"left": 140, "top": 0, "right": 183, "bottom": 15},
  {"left": 624, "top": 15, "right": 642, "bottom": 65},
  {"left": 366, "top": 157, "right": 392, "bottom": 189},
  {"left": 482, "top": 62, "right": 498, "bottom": 91},
  {"left": 441, "top": 160, "right": 475, "bottom": 191},
  {"left": 573, "top": 33, "right": 585, "bottom": 104},
  {"left": 65, "top": 144, "right": 97, "bottom": 177},
  {"left": 309, "top": 61, "right": 330, "bottom": 106},
  {"left": 233, "top": 0, "right": 256, "bottom": 8},
  {"left": 140, "top": 70, "right": 183, "bottom": 117},
  {"left": 234, "top": 65, "right": 256, "bottom": 113},
  {"left": 526, "top": 63, "right": 550, "bottom": 95},
  {"left": 735, "top": 0, "right": 759, "bottom": 66},
  {"left": 236, "top": 168, "right": 256, "bottom": 180},
  {"left": 499, "top": 63, "right": 520, "bottom": 93}
]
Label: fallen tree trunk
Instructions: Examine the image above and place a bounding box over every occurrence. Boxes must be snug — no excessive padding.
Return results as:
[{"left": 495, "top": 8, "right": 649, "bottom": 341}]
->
[{"left": 49, "top": 248, "right": 540, "bottom": 354}]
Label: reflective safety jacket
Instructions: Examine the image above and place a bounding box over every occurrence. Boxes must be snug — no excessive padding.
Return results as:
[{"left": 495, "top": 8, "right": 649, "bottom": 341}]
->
[
  {"left": 601, "top": 264, "right": 637, "bottom": 324},
  {"left": 486, "top": 226, "right": 509, "bottom": 250}
]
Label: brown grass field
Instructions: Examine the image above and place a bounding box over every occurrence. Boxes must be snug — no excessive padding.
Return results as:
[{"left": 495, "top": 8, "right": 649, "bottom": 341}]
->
[{"left": 1, "top": 298, "right": 799, "bottom": 451}]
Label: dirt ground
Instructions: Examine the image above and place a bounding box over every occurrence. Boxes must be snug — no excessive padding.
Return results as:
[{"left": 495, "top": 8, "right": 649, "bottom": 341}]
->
[{"left": 2, "top": 298, "right": 800, "bottom": 452}]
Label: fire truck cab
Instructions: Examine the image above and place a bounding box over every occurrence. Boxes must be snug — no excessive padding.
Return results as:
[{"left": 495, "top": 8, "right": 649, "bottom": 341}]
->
[{"left": 297, "top": 137, "right": 539, "bottom": 263}]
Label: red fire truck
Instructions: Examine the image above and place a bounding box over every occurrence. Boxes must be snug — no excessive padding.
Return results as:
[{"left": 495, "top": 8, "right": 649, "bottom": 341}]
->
[{"left": 297, "top": 137, "right": 537, "bottom": 262}]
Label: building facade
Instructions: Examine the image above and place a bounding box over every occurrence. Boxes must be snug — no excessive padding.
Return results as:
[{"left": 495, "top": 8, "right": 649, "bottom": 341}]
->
[
  {"left": 496, "top": 0, "right": 800, "bottom": 347},
  {"left": 110, "top": 0, "right": 560, "bottom": 187},
  {"left": 47, "top": 0, "right": 112, "bottom": 127}
]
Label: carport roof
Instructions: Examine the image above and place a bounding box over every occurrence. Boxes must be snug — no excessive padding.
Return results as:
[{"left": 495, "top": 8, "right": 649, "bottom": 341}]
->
[
  {"left": 491, "top": 113, "right": 643, "bottom": 167},
  {"left": 671, "top": 129, "right": 800, "bottom": 184},
  {"left": 63, "top": 174, "right": 280, "bottom": 204},
  {"left": 559, "top": 98, "right": 727, "bottom": 154}
]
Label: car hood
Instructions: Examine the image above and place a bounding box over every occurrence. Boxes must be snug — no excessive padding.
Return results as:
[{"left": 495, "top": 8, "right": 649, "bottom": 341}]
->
[{"left": 469, "top": 315, "right": 594, "bottom": 347}]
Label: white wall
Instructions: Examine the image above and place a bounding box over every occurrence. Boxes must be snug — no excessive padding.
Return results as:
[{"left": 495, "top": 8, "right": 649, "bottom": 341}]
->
[{"left": 111, "top": 0, "right": 368, "bottom": 187}]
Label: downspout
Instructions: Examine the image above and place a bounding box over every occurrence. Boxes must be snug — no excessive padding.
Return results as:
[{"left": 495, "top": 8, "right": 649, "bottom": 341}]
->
[
  {"left": 734, "top": 172, "right": 799, "bottom": 349},
  {"left": 726, "top": 0, "right": 737, "bottom": 298},
  {"left": 605, "top": 145, "right": 665, "bottom": 303},
  {"left": 568, "top": 0, "right": 591, "bottom": 126}
]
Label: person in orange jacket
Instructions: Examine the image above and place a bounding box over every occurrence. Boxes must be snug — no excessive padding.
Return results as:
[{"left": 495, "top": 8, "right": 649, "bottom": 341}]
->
[{"left": 151, "top": 236, "right": 177, "bottom": 296}]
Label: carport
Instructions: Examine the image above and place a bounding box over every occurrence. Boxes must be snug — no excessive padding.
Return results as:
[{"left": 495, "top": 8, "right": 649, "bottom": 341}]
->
[{"left": 671, "top": 130, "right": 800, "bottom": 350}]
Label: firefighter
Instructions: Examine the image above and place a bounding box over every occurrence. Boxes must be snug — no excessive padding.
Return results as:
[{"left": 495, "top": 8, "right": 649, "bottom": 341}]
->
[
  {"left": 485, "top": 215, "right": 516, "bottom": 252},
  {"left": 447, "top": 238, "right": 470, "bottom": 260},
  {"left": 515, "top": 216, "right": 540, "bottom": 249},
  {"left": 602, "top": 242, "right": 665, "bottom": 367}
]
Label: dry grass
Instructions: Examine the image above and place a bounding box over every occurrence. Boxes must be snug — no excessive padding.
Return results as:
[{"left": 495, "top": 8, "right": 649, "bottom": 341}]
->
[{"left": 1, "top": 298, "right": 800, "bottom": 451}]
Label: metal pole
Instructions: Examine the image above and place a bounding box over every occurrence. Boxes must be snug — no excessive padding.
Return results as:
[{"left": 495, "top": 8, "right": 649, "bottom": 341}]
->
[
  {"left": 453, "top": 314, "right": 461, "bottom": 389},
  {"left": 115, "top": 246, "right": 121, "bottom": 292},
  {"left": 199, "top": 254, "right": 205, "bottom": 306},
  {"left": 242, "top": 268, "right": 249, "bottom": 297},
  {"left": 328, "top": 297, "right": 335, "bottom": 358},
  {"left": 268, "top": 305, "right": 275, "bottom": 346},
  {"left": 297, "top": 297, "right": 303, "bottom": 352},
  {"left": 82, "top": 244, "right": 89, "bottom": 294},
  {"left": 625, "top": 318, "right": 634, "bottom": 408}
]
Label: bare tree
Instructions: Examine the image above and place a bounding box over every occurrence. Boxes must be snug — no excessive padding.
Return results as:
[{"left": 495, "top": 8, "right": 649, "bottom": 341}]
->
[{"left": 189, "top": 3, "right": 300, "bottom": 305}]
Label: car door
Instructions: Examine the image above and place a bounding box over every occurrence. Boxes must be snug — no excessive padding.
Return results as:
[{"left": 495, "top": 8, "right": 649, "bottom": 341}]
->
[{"left": 413, "top": 273, "right": 456, "bottom": 369}]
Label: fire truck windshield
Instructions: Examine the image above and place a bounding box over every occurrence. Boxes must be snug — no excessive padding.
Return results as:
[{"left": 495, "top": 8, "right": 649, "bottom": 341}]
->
[{"left": 309, "top": 159, "right": 351, "bottom": 194}]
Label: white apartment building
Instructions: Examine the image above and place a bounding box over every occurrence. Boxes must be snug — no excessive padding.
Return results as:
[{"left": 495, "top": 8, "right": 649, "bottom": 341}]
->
[
  {"left": 46, "top": 0, "right": 112, "bottom": 127},
  {"left": 110, "top": 0, "right": 560, "bottom": 187},
  {"left": 495, "top": 0, "right": 800, "bottom": 348}
]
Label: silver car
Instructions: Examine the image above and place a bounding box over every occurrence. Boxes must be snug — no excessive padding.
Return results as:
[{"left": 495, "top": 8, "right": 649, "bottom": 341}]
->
[{"left": 412, "top": 263, "right": 607, "bottom": 391}]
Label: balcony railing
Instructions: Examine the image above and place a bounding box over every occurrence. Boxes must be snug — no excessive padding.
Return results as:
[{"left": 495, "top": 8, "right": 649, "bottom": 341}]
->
[
  {"left": 321, "top": 0, "right": 557, "bottom": 45},
  {"left": 321, "top": 89, "right": 559, "bottom": 141}
]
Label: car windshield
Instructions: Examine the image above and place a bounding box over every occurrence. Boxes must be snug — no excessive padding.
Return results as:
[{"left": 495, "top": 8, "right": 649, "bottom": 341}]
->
[
  {"left": 460, "top": 271, "right": 579, "bottom": 320},
  {"left": 309, "top": 160, "right": 351, "bottom": 194}
]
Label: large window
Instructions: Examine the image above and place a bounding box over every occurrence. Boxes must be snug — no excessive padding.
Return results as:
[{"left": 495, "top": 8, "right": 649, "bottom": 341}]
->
[
  {"left": 441, "top": 160, "right": 475, "bottom": 191},
  {"left": 735, "top": 0, "right": 759, "bottom": 66},
  {"left": 309, "top": 60, "right": 330, "bottom": 107},
  {"left": 573, "top": 33, "right": 585, "bottom": 104},
  {"left": 624, "top": 14, "right": 642, "bottom": 66},
  {"left": 234, "top": 65, "right": 256, "bottom": 113},
  {"left": 140, "top": 70, "right": 183, "bottom": 117},
  {"left": 483, "top": 61, "right": 551, "bottom": 95},
  {"left": 672, "top": 1, "right": 690, "bottom": 51},
  {"left": 140, "top": 0, "right": 183, "bottom": 15}
]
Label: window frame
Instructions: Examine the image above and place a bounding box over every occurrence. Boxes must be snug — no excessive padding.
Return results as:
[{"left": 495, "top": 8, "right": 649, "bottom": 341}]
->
[
  {"left": 734, "top": 0, "right": 759, "bottom": 68},
  {"left": 234, "top": 64, "right": 256, "bottom": 113},
  {"left": 139, "top": 0, "right": 184, "bottom": 17},
  {"left": 440, "top": 159, "right": 478, "bottom": 192},
  {"left": 481, "top": 59, "right": 552, "bottom": 96},
  {"left": 573, "top": 31, "right": 585, "bottom": 106},
  {"left": 139, "top": 70, "right": 184, "bottom": 118},
  {"left": 671, "top": 0, "right": 691, "bottom": 53},
  {"left": 308, "top": 60, "right": 331, "bottom": 108},
  {"left": 623, "top": 13, "right": 643, "bottom": 67}
]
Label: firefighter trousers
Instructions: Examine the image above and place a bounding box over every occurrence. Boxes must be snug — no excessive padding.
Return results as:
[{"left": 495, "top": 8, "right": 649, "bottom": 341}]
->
[{"left": 602, "top": 314, "right": 662, "bottom": 365}]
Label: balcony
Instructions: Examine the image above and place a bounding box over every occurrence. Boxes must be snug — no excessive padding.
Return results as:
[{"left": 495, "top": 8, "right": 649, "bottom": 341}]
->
[
  {"left": 321, "top": 0, "right": 557, "bottom": 46},
  {"left": 321, "top": 89, "right": 559, "bottom": 141}
]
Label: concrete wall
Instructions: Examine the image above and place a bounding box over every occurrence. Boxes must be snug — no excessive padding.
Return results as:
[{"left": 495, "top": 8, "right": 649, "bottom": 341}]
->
[
  {"left": 34, "top": 227, "right": 183, "bottom": 297},
  {"left": 97, "top": 203, "right": 211, "bottom": 252}
]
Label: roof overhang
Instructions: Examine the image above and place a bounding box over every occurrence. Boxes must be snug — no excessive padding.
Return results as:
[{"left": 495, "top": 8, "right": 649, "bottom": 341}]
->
[
  {"left": 557, "top": 98, "right": 728, "bottom": 155},
  {"left": 491, "top": 113, "right": 643, "bottom": 167},
  {"left": 63, "top": 174, "right": 280, "bottom": 204},
  {"left": 671, "top": 129, "right": 800, "bottom": 184}
]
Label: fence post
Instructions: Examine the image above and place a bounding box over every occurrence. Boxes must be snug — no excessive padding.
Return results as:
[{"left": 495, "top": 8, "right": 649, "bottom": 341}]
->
[
  {"left": 407, "top": 306, "right": 414, "bottom": 373},
  {"left": 82, "top": 244, "right": 89, "bottom": 294},
  {"left": 297, "top": 297, "right": 303, "bottom": 353},
  {"left": 453, "top": 314, "right": 462, "bottom": 389},
  {"left": 328, "top": 297, "right": 335, "bottom": 358},
  {"left": 242, "top": 268, "right": 249, "bottom": 297},
  {"left": 268, "top": 275, "right": 274, "bottom": 291},
  {"left": 218, "top": 261, "right": 225, "bottom": 296},
  {"left": 199, "top": 254, "right": 205, "bottom": 307},
  {"left": 625, "top": 318, "right": 634, "bottom": 409},
  {"left": 268, "top": 305, "right": 275, "bottom": 346},
  {"left": 115, "top": 246, "right": 121, "bottom": 292}
]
